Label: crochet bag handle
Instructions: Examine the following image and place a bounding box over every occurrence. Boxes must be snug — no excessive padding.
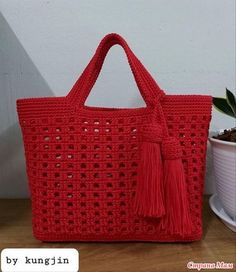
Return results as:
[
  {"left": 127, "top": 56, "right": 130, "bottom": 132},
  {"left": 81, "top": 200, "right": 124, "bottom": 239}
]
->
[{"left": 67, "top": 33, "right": 165, "bottom": 108}]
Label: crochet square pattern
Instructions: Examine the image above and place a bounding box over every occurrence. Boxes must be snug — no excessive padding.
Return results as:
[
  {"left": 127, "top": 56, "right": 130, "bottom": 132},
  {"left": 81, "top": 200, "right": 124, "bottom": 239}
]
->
[{"left": 17, "top": 34, "right": 212, "bottom": 242}]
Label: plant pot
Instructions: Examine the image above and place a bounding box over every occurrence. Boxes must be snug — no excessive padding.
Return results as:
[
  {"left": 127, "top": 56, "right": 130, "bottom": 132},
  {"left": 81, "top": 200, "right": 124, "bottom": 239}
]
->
[{"left": 209, "top": 137, "right": 236, "bottom": 220}]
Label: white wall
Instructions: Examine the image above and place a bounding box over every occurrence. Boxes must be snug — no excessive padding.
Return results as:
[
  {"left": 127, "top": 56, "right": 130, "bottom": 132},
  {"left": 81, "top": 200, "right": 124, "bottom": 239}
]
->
[{"left": 0, "top": 0, "right": 235, "bottom": 197}]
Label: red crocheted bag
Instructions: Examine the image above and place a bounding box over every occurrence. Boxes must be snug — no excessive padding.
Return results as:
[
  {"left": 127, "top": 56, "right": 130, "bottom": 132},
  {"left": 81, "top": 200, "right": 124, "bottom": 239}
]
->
[{"left": 17, "top": 33, "right": 212, "bottom": 242}]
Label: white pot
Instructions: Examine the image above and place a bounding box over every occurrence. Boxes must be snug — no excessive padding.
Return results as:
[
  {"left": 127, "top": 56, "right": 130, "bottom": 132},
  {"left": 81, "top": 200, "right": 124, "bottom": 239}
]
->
[{"left": 209, "top": 137, "right": 236, "bottom": 220}]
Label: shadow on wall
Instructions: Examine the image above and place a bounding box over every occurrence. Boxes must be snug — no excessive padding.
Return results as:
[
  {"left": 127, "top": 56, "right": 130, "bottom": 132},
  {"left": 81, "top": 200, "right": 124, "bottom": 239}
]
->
[{"left": 0, "top": 12, "right": 54, "bottom": 198}]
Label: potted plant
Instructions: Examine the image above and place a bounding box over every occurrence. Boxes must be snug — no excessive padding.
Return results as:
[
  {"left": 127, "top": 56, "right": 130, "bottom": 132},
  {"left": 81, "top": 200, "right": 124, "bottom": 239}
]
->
[{"left": 209, "top": 88, "right": 236, "bottom": 232}]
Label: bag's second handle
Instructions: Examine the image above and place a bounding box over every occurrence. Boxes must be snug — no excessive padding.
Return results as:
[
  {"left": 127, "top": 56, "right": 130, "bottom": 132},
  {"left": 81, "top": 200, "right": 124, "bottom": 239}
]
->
[{"left": 67, "top": 33, "right": 165, "bottom": 108}]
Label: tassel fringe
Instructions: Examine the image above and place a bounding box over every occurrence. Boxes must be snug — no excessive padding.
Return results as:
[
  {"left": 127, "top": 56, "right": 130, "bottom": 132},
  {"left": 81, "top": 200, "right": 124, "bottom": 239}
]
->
[
  {"left": 161, "top": 137, "right": 194, "bottom": 236},
  {"left": 161, "top": 159, "right": 194, "bottom": 235},
  {"left": 134, "top": 128, "right": 194, "bottom": 236},
  {"left": 134, "top": 126, "right": 165, "bottom": 218}
]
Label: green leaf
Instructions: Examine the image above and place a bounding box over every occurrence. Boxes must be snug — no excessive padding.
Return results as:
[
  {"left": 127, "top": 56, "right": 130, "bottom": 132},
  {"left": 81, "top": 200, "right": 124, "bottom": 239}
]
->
[
  {"left": 226, "top": 88, "right": 236, "bottom": 115},
  {"left": 213, "top": 97, "right": 236, "bottom": 118}
]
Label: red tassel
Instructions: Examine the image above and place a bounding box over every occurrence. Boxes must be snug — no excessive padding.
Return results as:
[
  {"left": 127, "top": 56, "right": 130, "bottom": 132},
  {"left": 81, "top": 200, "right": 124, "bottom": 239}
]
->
[
  {"left": 161, "top": 137, "right": 194, "bottom": 236},
  {"left": 134, "top": 125, "right": 165, "bottom": 218}
]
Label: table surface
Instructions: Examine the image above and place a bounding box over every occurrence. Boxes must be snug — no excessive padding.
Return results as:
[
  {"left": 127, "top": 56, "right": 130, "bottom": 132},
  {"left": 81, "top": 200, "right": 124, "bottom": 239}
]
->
[{"left": 0, "top": 197, "right": 235, "bottom": 272}]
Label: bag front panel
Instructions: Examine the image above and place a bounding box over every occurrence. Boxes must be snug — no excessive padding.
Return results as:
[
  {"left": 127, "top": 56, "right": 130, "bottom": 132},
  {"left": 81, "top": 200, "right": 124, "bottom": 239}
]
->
[
  {"left": 18, "top": 95, "right": 211, "bottom": 241},
  {"left": 22, "top": 110, "right": 159, "bottom": 240}
]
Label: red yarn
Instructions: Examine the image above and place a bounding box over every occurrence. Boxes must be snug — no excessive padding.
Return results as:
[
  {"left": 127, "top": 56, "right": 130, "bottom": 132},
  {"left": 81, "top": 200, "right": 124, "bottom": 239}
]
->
[
  {"left": 134, "top": 125, "right": 165, "bottom": 217},
  {"left": 161, "top": 137, "right": 194, "bottom": 236}
]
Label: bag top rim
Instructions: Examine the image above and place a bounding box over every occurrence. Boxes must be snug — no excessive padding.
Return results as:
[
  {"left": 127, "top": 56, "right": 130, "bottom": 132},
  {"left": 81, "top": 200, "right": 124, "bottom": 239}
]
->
[
  {"left": 16, "top": 95, "right": 212, "bottom": 120},
  {"left": 16, "top": 94, "right": 212, "bottom": 104}
]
